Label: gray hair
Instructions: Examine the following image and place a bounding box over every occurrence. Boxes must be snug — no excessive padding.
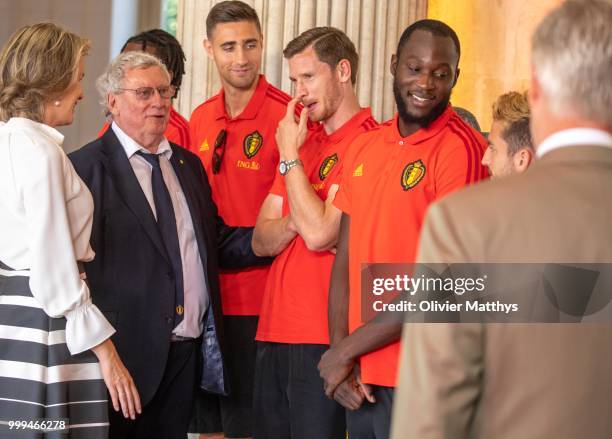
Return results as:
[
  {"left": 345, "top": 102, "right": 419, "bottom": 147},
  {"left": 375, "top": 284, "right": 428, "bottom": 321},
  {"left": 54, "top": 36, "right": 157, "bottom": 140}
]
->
[
  {"left": 532, "top": 0, "right": 612, "bottom": 127},
  {"left": 96, "top": 51, "right": 170, "bottom": 116}
]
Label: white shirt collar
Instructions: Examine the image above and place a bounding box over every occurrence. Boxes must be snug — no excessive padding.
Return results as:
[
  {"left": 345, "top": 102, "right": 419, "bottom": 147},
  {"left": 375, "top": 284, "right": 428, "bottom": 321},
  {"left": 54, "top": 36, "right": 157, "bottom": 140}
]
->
[
  {"left": 537, "top": 128, "right": 612, "bottom": 158},
  {"left": 111, "top": 122, "right": 172, "bottom": 159},
  {"left": 4, "top": 117, "right": 65, "bottom": 145}
]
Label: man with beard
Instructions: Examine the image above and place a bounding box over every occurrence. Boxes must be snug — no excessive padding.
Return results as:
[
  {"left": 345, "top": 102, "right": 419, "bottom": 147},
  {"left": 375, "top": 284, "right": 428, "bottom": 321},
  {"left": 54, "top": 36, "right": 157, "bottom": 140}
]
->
[
  {"left": 318, "top": 19, "right": 488, "bottom": 438},
  {"left": 251, "top": 27, "right": 377, "bottom": 439},
  {"left": 392, "top": 2, "right": 612, "bottom": 438},
  {"left": 187, "top": 2, "right": 293, "bottom": 438}
]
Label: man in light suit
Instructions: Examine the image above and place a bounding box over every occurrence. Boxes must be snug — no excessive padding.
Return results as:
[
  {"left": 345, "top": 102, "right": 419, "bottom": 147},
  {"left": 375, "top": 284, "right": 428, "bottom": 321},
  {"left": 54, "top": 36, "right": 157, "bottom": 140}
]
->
[
  {"left": 391, "top": 1, "right": 612, "bottom": 438},
  {"left": 70, "top": 51, "right": 267, "bottom": 439}
]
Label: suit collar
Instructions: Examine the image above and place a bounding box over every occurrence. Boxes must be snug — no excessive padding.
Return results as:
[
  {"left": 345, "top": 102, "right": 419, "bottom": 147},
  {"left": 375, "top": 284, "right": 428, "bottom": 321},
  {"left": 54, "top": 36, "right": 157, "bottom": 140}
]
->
[
  {"left": 536, "top": 144, "right": 612, "bottom": 167},
  {"left": 537, "top": 128, "right": 612, "bottom": 158}
]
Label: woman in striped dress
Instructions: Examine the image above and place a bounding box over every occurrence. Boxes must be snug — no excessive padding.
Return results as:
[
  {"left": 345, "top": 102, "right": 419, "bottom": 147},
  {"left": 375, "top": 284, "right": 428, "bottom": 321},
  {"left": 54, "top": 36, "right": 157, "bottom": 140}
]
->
[{"left": 0, "top": 23, "right": 141, "bottom": 438}]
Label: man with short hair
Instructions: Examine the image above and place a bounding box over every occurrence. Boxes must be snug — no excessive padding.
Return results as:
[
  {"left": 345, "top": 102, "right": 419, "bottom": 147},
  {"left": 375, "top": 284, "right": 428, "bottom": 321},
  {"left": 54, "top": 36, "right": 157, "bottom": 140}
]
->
[
  {"left": 187, "top": 2, "right": 295, "bottom": 438},
  {"left": 69, "top": 51, "right": 265, "bottom": 439},
  {"left": 189, "top": 1, "right": 300, "bottom": 438},
  {"left": 319, "top": 19, "right": 488, "bottom": 439},
  {"left": 392, "top": 2, "right": 612, "bottom": 438},
  {"left": 251, "top": 26, "right": 378, "bottom": 439},
  {"left": 482, "top": 91, "right": 533, "bottom": 178},
  {"left": 98, "top": 28, "right": 191, "bottom": 149}
]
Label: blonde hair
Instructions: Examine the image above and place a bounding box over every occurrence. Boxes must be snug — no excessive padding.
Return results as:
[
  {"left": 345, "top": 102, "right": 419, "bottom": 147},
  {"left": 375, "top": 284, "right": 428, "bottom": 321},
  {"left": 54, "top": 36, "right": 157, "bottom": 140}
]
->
[
  {"left": 492, "top": 91, "right": 533, "bottom": 154},
  {"left": 492, "top": 91, "right": 530, "bottom": 125},
  {"left": 0, "top": 22, "right": 90, "bottom": 122}
]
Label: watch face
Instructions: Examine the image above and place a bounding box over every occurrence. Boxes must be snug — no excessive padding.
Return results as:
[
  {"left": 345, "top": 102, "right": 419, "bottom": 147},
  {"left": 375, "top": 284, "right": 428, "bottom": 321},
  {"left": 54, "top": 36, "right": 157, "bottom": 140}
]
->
[{"left": 279, "top": 162, "right": 287, "bottom": 175}]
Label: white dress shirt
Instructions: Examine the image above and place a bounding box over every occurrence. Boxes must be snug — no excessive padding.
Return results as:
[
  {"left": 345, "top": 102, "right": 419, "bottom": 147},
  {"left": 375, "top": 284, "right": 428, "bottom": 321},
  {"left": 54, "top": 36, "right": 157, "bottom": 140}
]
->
[
  {"left": 111, "top": 123, "right": 208, "bottom": 338},
  {"left": 0, "top": 117, "right": 115, "bottom": 354},
  {"left": 537, "top": 128, "right": 612, "bottom": 158}
]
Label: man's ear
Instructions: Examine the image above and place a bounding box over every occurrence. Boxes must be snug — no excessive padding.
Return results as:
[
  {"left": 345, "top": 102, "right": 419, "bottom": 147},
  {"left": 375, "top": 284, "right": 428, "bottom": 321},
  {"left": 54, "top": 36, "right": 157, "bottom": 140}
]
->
[
  {"left": 108, "top": 93, "right": 119, "bottom": 118},
  {"left": 336, "top": 59, "right": 352, "bottom": 84},
  {"left": 390, "top": 54, "right": 398, "bottom": 76},
  {"left": 513, "top": 147, "right": 534, "bottom": 173},
  {"left": 204, "top": 39, "right": 214, "bottom": 60},
  {"left": 452, "top": 67, "right": 460, "bottom": 88}
]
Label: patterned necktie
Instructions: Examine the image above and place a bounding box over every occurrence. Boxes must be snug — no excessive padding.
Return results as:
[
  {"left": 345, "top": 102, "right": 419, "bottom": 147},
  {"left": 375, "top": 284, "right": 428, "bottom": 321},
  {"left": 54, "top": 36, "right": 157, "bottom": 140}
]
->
[{"left": 136, "top": 151, "right": 184, "bottom": 327}]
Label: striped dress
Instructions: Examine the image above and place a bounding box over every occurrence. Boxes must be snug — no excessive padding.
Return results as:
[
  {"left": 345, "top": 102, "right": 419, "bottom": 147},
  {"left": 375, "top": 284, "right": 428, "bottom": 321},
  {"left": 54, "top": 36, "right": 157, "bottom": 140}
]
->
[
  {"left": 0, "top": 262, "right": 109, "bottom": 438},
  {"left": 0, "top": 118, "right": 116, "bottom": 438}
]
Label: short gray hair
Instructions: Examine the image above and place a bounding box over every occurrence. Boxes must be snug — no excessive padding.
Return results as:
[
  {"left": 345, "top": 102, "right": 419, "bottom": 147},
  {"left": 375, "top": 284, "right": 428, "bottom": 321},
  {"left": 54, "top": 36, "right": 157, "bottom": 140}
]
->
[
  {"left": 532, "top": 0, "right": 612, "bottom": 127},
  {"left": 96, "top": 51, "right": 170, "bottom": 116}
]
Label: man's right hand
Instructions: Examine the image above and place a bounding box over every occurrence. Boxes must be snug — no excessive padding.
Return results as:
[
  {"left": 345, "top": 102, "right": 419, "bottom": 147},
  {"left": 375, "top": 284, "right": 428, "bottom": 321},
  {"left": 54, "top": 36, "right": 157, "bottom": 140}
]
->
[
  {"left": 275, "top": 96, "right": 309, "bottom": 161},
  {"left": 332, "top": 371, "right": 365, "bottom": 411}
]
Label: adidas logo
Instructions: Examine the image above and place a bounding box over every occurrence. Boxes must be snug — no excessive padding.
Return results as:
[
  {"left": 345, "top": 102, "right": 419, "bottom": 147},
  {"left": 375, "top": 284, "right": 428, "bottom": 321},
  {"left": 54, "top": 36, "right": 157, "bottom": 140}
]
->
[
  {"left": 199, "top": 139, "right": 209, "bottom": 152},
  {"left": 353, "top": 163, "right": 363, "bottom": 177}
]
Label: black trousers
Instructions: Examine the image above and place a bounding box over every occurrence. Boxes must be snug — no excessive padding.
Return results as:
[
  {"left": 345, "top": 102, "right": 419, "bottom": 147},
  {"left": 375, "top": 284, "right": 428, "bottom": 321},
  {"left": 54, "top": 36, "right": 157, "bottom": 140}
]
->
[
  {"left": 190, "top": 315, "right": 259, "bottom": 437},
  {"left": 252, "top": 342, "right": 346, "bottom": 439},
  {"left": 346, "top": 385, "right": 394, "bottom": 439},
  {"left": 109, "top": 339, "right": 199, "bottom": 439}
]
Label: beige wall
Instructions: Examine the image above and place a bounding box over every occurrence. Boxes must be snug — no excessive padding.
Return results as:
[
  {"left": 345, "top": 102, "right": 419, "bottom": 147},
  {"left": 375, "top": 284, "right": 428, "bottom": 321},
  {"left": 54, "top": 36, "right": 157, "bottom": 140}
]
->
[
  {"left": 0, "top": 0, "right": 162, "bottom": 152},
  {"left": 1, "top": 0, "right": 563, "bottom": 145},
  {"left": 428, "top": 0, "right": 562, "bottom": 131},
  {"left": 0, "top": 0, "right": 113, "bottom": 152},
  {"left": 176, "top": 0, "right": 427, "bottom": 123}
]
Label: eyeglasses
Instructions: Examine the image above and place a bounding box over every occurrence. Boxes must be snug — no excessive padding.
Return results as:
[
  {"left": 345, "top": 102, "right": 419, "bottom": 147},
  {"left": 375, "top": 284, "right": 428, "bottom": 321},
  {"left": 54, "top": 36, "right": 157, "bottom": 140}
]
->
[
  {"left": 117, "top": 85, "right": 177, "bottom": 100},
  {"left": 212, "top": 129, "right": 227, "bottom": 174}
]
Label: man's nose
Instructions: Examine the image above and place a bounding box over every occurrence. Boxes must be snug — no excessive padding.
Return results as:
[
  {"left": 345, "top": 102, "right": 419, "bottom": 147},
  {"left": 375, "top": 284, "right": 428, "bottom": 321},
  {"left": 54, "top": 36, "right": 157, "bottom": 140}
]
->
[
  {"left": 295, "top": 80, "right": 307, "bottom": 98},
  {"left": 416, "top": 72, "right": 434, "bottom": 90},
  {"left": 235, "top": 46, "right": 247, "bottom": 64},
  {"left": 482, "top": 148, "right": 491, "bottom": 166}
]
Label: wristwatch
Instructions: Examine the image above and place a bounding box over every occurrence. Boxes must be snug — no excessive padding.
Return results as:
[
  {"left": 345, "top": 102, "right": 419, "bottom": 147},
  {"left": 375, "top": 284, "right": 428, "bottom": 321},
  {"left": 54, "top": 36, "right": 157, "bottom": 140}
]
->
[{"left": 279, "top": 159, "right": 303, "bottom": 176}]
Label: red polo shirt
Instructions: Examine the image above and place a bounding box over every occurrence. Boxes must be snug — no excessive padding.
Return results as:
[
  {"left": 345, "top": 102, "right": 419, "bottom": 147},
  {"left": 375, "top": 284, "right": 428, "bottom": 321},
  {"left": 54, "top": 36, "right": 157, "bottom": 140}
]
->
[
  {"left": 189, "top": 75, "right": 292, "bottom": 315},
  {"left": 334, "top": 106, "right": 489, "bottom": 386},
  {"left": 256, "top": 108, "right": 378, "bottom": 344}
]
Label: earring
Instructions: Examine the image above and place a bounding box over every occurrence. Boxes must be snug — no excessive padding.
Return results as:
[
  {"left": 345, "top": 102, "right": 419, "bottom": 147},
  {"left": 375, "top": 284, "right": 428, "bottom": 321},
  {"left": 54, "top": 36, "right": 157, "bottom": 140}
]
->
[{"left": 53, "top": 101, "right": 61, "bottom": 106}]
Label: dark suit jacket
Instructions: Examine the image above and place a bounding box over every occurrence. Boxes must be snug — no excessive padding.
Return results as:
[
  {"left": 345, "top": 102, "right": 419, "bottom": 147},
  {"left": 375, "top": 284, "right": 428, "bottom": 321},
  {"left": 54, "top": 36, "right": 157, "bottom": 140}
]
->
[{"left": 69, "top": 128, "right": 264, "bottom": 405}]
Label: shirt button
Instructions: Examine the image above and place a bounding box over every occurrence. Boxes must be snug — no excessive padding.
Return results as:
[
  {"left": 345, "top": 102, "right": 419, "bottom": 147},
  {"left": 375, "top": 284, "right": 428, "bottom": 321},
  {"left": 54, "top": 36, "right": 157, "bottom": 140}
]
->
[
  {"left": 166, "top": 317, "right": 173, "bottom": 324},
  {"left": 399, "top": 140, "right": 404, "bottom": 145}
]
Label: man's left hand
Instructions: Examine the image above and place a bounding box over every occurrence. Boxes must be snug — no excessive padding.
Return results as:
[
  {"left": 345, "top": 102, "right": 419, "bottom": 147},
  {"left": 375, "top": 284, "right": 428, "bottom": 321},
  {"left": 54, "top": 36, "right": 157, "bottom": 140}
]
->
[{"left": 318, "top": 345, "right": 354, "bottom": 398}]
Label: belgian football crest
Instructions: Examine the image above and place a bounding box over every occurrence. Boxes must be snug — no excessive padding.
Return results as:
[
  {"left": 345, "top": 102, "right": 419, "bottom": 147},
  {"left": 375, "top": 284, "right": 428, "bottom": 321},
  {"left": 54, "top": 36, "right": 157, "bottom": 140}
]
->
[
  {"left": 319, "top": 153, "right": 338, "bottom": 180},
  {"left": 243, "top": 131, "right": 263, "bottom": 159},
  {"left": 401, "top": 159, "right": 426, "bottom": 190}
]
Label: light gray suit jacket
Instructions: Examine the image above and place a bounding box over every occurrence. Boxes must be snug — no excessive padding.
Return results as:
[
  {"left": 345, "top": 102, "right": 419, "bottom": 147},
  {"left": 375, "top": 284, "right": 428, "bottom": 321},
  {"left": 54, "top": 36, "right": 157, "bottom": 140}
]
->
[{"left": 391, "top": 144, "right": 612, "bottom": 439}]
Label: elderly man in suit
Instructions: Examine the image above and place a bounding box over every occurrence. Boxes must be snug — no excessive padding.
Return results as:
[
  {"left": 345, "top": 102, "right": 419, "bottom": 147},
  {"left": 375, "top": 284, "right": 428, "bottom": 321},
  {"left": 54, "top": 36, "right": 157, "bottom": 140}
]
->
[
  {"left": 69, "top": 51, "right": 266, "bottom": 439},
  {"left": 391, "top": 1, "right": 612, "bottom": 438}
]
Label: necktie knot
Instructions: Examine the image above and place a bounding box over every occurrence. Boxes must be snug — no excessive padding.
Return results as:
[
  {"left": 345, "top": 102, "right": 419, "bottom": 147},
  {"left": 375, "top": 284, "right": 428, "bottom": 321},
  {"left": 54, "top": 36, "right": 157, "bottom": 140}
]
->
[{"left": 136, "top": 150, "right": 161, "bottom": 168}]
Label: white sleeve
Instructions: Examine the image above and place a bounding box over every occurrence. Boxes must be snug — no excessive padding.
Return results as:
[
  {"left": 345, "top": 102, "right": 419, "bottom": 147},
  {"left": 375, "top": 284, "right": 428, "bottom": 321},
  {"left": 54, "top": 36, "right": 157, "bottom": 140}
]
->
[{"left": 15, "top": 135, "right": 115, "bottom": 355}]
